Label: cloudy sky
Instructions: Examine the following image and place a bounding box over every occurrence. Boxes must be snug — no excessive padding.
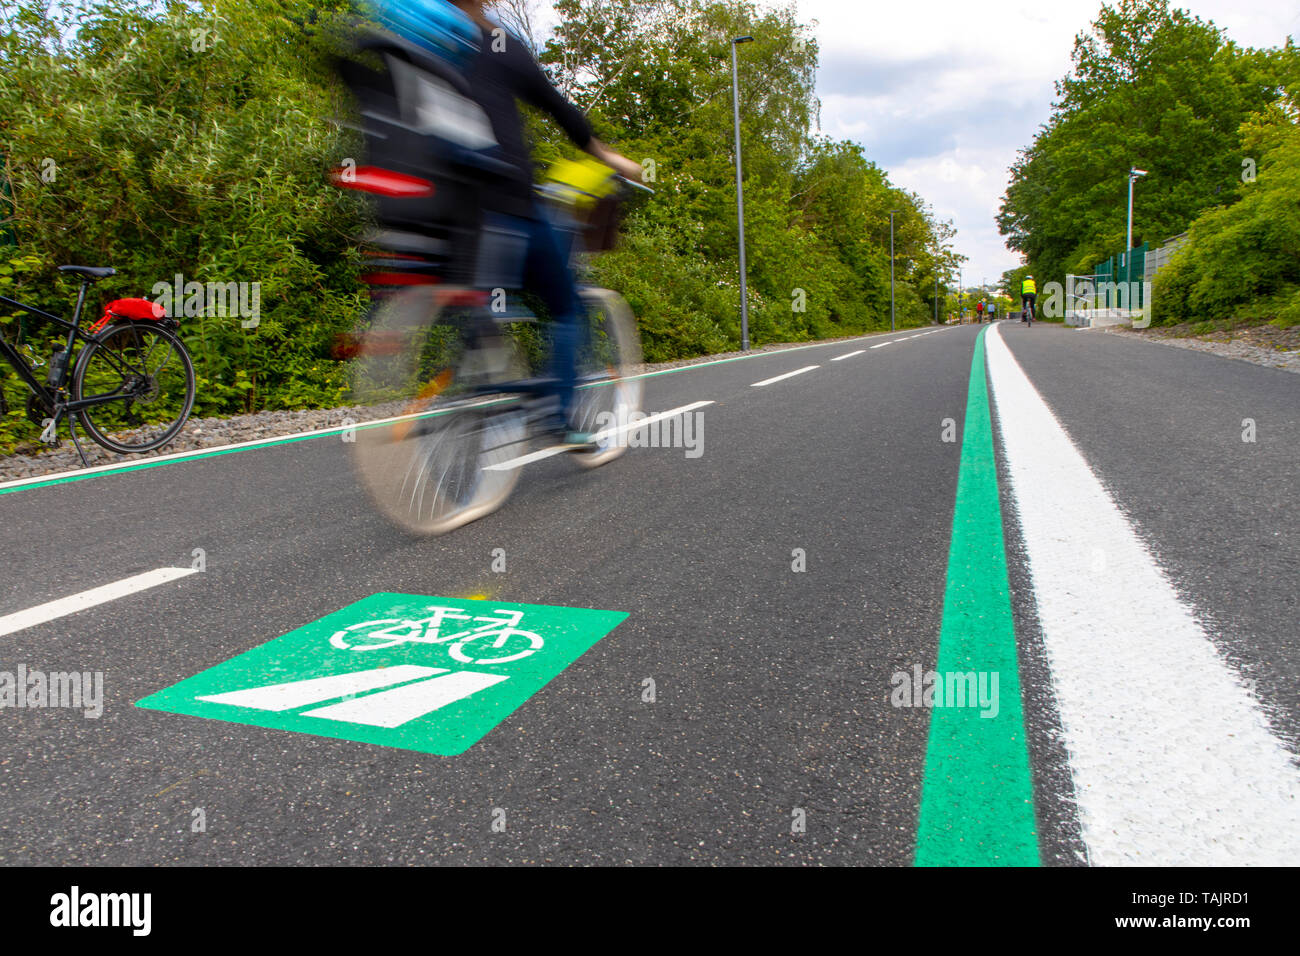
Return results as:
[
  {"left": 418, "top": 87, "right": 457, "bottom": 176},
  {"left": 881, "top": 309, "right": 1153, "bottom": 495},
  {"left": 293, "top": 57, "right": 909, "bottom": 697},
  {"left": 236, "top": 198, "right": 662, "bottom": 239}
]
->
[
  {"left": 797, "top": 0, "right": 1298, "bottom": 289},
  {"left": 528, "top": 1, "right": 1298, "bottom": 288}
]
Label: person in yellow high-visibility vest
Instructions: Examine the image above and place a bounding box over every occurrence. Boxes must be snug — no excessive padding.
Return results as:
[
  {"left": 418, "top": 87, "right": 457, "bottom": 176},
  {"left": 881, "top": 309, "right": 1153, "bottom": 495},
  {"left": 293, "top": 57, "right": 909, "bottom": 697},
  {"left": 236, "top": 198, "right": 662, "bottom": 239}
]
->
[{"left": 1021, "top": 275, "right": 1037, "bottom": 323}]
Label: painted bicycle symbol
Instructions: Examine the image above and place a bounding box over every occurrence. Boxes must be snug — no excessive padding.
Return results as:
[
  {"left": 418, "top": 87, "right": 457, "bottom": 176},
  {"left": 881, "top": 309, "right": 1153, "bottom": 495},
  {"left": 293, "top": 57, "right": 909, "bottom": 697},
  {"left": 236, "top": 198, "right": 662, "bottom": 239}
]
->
[{"left": 328, "top": 606, "right": 543, "bottom": 665}]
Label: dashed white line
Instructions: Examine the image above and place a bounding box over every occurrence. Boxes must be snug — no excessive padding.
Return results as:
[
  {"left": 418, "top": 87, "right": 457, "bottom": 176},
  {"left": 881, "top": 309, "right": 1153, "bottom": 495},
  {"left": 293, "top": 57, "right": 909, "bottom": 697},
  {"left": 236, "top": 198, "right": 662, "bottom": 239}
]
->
[
  {"left": 0, "top": 567, "right": 199, "bottom": 637},
  {"left": 869, "top": 342, "right": 892, "bottom": 350},
  {"left": 985, "top": 323, "right": 1300, "bottom": 866},
  {"left": 750, "top": 366, "right": 819, "bottom": 387},
  {"left": 831, "top": 350, "right": 866, "bottom": 361}
]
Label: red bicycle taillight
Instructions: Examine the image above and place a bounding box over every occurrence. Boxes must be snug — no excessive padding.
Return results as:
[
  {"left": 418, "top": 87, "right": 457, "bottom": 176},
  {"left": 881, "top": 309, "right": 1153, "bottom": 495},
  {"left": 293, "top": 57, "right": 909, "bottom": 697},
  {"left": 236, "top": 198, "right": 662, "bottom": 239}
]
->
[{"left": 329, "top": 166, "right": 435, "bottom": 198}]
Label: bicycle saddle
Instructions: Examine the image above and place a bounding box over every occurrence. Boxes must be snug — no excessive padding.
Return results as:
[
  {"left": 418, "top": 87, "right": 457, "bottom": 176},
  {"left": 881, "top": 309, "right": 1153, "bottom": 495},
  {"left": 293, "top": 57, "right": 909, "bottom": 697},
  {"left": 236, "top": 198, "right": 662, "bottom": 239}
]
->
[{"left": 58, "top": 265, "right": 117, "bottom": 280}]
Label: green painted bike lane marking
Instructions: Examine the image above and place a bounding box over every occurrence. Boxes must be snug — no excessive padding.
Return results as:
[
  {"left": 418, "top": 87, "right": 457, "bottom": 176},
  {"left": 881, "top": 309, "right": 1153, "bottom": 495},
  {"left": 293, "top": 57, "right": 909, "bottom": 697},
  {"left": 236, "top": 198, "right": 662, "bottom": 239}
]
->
[
  {"left": 136, "top": 593, "right": 628, "bottom": 756},
  {"left": 914, "top": 326, "right": 1039, "bottom": 866}
]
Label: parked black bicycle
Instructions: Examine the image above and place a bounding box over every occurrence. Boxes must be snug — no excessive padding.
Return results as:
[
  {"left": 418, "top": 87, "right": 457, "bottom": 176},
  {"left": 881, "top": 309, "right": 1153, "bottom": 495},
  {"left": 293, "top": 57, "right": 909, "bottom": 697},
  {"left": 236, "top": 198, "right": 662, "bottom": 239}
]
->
[{"left": 0, "top": 265, "right": 196, "bottom": 463}]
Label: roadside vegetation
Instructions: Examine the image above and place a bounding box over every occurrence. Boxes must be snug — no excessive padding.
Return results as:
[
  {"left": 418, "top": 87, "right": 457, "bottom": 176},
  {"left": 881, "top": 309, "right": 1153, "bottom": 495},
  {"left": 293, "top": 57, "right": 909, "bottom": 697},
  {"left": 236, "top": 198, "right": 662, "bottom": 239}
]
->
[
  {"left": 996, "top": 0, "right": 1299, "bottom": 330},
  {"left": 0, "top": 0, "right": 960, "bottom": 453}
]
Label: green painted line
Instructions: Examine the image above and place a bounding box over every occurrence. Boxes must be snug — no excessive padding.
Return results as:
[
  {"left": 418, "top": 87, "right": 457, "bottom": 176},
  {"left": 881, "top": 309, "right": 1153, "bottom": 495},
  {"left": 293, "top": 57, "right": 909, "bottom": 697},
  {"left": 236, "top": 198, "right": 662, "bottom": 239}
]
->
[
  {"left": 1, "top": 326, "right": 940, "bottom": 496},
  {"left": 914, "top": 326, "right": 1039, "bottom": 867},
  {"left": 0, "top": 399, "right": 513, "bottom": 497},
  {"left": 136, "top": 593, "right": 628, "bottom": 756}
]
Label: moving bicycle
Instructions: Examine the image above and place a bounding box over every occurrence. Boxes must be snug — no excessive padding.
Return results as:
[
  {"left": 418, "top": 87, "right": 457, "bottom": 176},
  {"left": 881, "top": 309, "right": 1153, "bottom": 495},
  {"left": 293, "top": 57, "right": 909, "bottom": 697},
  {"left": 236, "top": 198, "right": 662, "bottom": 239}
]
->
[{"left": 332, "top": 0, "right": 650, "bottom": 534}]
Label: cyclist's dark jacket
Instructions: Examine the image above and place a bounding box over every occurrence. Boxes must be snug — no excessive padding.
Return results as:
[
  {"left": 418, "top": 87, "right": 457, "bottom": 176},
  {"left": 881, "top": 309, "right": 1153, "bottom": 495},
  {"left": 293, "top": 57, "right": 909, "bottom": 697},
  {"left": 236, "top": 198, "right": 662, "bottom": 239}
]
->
[{"left": 462, "top": 25, "right": 593, "bottom": 217}]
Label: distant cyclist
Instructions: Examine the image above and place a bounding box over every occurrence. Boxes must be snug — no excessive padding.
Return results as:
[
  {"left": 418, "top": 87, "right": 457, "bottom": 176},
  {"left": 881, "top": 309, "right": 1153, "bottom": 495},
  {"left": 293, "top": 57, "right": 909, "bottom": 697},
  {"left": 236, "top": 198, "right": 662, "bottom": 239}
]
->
[
  {"left": 976, "top": 300, "right": 985, "bottom": 323},
  {"left": 1021, "top": 275, "right": 1037, "bottom": 323}
]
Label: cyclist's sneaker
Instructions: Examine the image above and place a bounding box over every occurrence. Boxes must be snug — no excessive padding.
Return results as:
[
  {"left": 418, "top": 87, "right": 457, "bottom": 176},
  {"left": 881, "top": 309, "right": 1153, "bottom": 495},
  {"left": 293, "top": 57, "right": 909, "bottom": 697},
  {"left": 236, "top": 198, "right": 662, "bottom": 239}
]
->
[
  {"left": 540, "top": 417, "right": 599, "bottom": 452},
  {"left": 559, "top": 430, "right": 599, "bottom": 452}
]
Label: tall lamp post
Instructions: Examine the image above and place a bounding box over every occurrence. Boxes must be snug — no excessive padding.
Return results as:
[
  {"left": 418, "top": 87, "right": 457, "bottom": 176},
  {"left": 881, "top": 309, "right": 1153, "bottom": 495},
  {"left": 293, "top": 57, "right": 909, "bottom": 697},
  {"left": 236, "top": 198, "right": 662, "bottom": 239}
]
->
[
  {"left": 889, "top": 210, "right": 898, "bottom": 332},
  {"left": 1126, "top": 167, "right": 1147, "bottom": 285},
  {"left": 934, "top": 264, "right": 939, "bottom": 325},
  {"left": 731, "top": 35, "right": 754, "bottom": 350}
]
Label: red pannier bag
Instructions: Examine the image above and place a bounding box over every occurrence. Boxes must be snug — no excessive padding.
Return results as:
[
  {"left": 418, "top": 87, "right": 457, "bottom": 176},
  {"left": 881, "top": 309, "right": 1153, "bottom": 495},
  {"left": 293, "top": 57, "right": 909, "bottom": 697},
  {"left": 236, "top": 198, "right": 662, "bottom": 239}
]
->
[{"left": 91, "top": 297, "right": 167, "bottom": 333}]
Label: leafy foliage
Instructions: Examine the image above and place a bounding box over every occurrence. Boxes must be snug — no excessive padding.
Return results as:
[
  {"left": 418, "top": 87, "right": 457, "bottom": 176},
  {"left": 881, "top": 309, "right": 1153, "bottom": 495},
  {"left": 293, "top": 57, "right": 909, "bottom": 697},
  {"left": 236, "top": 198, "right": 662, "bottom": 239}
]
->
[{"left": 0, "top": 0, "right": 959, "bottom": 453}]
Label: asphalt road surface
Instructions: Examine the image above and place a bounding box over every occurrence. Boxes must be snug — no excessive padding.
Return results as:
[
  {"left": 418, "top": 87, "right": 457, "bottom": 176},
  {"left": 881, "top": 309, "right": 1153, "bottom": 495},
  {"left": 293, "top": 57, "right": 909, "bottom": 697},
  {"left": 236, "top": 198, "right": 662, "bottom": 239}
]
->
[{"left": 1, "top": 320, "right": 1296, "bottom": 866}]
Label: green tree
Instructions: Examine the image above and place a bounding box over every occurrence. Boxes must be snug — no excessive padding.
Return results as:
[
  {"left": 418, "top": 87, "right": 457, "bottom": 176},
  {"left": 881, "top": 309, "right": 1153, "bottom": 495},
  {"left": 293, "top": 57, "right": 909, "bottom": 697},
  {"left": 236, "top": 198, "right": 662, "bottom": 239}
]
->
[{"left": 998, "top": 0, "right": 1288, "bottom": 289}]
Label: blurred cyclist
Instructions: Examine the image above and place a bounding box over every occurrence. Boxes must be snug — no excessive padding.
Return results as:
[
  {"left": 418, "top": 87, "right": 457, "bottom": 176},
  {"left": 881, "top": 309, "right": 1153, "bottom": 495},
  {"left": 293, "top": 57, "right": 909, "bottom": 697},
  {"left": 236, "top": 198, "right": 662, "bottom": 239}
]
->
[{"left": 447, "top": 0, "right": 642, "bottom": 447}]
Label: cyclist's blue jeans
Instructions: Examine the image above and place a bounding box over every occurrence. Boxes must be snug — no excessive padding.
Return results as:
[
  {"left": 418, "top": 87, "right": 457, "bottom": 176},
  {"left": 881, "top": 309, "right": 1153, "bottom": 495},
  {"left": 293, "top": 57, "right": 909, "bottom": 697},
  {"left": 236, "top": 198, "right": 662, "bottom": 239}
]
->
[{"left": 517, "top": 206, "right": 582, "bottom": 429}]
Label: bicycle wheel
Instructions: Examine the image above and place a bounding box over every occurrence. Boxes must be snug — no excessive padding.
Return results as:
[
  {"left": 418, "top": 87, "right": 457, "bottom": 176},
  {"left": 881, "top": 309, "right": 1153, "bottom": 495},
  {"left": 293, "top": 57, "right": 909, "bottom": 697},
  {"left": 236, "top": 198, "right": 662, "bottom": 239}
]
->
[
  {"left": 568, "top": 288, "right": 644, "bottom": 469},
  {"left": 72, "top": 321, "right": 196, "bottom": 454},
  {"left": 349, "top": 287, "right": 528, "bottom": 535}
]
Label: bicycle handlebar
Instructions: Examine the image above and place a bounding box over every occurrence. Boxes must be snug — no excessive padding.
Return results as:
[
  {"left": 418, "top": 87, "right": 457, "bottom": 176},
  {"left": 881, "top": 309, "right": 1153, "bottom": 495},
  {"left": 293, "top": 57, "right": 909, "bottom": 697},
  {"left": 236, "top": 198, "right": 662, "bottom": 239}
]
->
[{"left": 616, "top": 176, "right": 654, "bottom": 195}]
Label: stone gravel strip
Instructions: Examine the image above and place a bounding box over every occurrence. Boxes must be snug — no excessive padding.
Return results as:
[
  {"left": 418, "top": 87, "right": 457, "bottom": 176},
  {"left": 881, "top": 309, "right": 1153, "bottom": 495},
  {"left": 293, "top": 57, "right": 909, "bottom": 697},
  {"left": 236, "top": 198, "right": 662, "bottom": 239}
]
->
[{"left": 1102, "top": 325, "right": 1300, "bottom": 374}]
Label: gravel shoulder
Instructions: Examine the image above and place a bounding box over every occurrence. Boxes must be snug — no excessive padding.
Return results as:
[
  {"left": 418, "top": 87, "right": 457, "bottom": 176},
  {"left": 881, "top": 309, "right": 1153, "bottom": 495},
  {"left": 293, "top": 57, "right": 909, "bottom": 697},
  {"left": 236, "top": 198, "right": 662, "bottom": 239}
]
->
[
  {"left": 0, "top": 328, "right": 912, "bottom": 482},
  {"left": 1101, "top": 323, "right": 1300, "bottom": 374}
]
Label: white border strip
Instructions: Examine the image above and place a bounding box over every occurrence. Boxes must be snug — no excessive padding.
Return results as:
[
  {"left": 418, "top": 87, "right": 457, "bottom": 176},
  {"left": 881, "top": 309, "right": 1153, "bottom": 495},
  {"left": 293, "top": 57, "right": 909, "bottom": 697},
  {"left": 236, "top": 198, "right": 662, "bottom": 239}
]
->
[{"left": 986, "top": 323, "right": 1300, "bottom": 865}]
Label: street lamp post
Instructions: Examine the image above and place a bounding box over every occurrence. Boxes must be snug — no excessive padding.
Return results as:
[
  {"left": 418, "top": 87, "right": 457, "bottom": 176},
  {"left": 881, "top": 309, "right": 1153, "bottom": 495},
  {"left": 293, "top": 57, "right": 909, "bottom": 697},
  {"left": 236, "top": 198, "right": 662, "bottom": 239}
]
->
[
  {"left": 889, "top": 210, "right": 898, "bottom": 332},
  {"left": 934, "top": 266, "right": 939, "bottom": 325},
  {"left": 731, "top": 36, "right": 754, "bottom": 350},
  {"left": 1126, "top": 167, "right": 1147, "bottom": 285}
]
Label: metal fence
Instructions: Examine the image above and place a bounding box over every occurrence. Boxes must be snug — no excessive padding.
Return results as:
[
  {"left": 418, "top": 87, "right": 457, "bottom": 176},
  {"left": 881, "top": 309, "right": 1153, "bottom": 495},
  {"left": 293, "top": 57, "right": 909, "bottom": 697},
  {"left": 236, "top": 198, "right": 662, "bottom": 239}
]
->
[
  {"left": 1066, "top": 232, "right": 1189, "bottom": 326},
  {"left": 1144, "top": 232, "right": 1188, "bottom": 279}
]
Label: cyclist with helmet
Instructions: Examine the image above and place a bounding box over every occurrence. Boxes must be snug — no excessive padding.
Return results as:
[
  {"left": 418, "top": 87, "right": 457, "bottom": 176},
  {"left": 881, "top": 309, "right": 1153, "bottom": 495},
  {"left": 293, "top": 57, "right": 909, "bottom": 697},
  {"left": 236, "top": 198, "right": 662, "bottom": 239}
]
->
[{"left": 1021, "top": 275, "right": 1037, "bottom": 323}]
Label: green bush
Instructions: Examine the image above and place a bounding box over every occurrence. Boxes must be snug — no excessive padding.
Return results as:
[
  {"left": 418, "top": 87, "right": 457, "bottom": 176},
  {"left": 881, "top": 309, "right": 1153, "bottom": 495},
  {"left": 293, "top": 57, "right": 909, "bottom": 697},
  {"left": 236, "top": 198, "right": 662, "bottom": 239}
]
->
[{"left": 1153, "top": 104, "right": 1300, "bottom": 328}]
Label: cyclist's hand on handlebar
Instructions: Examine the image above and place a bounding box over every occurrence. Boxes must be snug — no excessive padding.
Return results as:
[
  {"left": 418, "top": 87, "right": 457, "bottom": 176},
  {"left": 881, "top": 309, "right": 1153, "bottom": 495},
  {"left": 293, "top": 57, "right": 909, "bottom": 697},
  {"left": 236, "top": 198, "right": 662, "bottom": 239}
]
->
[{"left": 587, "top": 138, "right": 646, "bottom": 185}]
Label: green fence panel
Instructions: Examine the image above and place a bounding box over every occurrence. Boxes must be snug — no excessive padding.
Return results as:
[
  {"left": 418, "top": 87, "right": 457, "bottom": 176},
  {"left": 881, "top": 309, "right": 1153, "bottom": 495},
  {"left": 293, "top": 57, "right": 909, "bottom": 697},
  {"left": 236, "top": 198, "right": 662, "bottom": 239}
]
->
[{"left": 1093, "top": 242, "right": 1149, "bottom": 308}]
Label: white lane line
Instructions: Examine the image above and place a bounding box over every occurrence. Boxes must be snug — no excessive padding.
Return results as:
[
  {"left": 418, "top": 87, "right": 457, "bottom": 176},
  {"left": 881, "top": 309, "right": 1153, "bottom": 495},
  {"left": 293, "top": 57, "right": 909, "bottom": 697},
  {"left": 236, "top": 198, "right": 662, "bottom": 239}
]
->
[
  {"left": 483, "top": 401, "right": 714, "bottom": 472},
  {"left": 985, "top": 323, "right": 1300, "bottom": 866},
  {"left": 750, "top": 365, "right": 819, "bottom": 387},
  {"left": 831, "top": 350, "right": 866, "bottom": 362},
  {"left": 0, "top": 567, "right": 199, "bottom": 637},
  {"left": 869, "top": 342, "right": 892, "bottom": 349}
]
